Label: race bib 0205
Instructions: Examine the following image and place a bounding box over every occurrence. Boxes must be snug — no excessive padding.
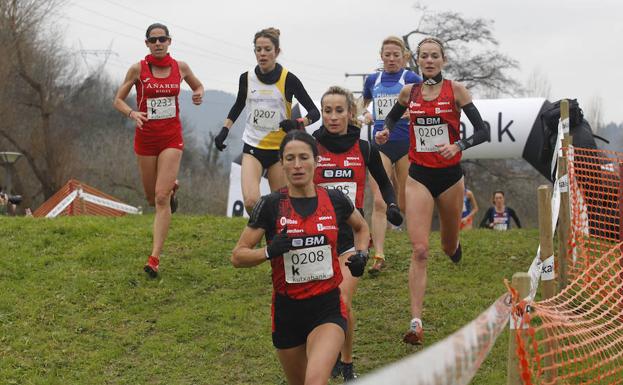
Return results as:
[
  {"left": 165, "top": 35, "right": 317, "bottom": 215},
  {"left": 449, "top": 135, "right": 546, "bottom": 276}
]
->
[
  {"left": 147, "top": 96, "right": 176, "bottom": 120},
  {"left": 374, "top": 95, "right": 398, "bottom": 121},
  {"left": 251, "top": 108, "right": 281, "bottom": 131},
  {"left": 283, "top": 244, "right": 333, "bottom": 284},
  {"left": 413, "top": 117, "right": 449, "bottom": 152},
  {"left": 319, "top": 182, "right": 357, "bottom": 205}
]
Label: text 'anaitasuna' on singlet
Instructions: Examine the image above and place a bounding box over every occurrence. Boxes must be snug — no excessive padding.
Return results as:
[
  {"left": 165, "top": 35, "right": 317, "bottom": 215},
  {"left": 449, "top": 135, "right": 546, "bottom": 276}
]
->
[{"left": 243, "top": 68, "right": 291, "bottom": 150}]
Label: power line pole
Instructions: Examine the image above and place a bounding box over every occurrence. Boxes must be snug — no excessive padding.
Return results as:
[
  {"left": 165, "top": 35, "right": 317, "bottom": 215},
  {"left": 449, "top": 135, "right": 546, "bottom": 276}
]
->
[{"left": 344, "top": 72, "right": 369, "bottom": 96}]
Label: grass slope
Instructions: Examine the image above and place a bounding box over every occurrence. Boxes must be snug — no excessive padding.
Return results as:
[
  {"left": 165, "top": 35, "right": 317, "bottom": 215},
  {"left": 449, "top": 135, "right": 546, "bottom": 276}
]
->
[{"left": 0, "top": 215, "right": 539, "bottom": 384}]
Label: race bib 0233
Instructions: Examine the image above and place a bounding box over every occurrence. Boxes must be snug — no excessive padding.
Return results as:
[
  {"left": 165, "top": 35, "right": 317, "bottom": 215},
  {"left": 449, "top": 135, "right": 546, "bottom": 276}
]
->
[{"left": 147, "top": 96, "right": 176, "bottom": 120}]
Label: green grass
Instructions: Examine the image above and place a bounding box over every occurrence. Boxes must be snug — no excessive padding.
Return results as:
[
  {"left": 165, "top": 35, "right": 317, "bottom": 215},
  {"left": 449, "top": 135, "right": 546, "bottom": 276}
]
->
[{"left": 0, "top": 215, "right": 539, "bottom": 384}]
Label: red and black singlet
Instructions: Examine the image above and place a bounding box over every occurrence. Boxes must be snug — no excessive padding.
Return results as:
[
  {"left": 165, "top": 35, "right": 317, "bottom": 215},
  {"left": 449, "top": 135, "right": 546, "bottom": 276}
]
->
[
  {"left": 269, "top": 187, "right": 342, "bottom": 300},
  {"left": 408, "top": 79, "right": 462, "bottom": 168},
  {"left": 314, "top": 141, "right": 367, "bottom": 209},
  {"left": 135, "top": 55, "right": 182, "bottom": 136}
]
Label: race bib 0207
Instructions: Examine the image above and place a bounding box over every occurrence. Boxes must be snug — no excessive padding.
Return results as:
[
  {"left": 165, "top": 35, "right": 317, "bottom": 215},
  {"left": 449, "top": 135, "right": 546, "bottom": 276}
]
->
[
  {"left": 251, "top": 108, "right": 281, "bottom": 131},
  {"left": 319, "top": 182, "right": 357, "bottom": 205},
  {"left": 283, "top": 244, "right": 333, "bottom": 284},
  {"left": 413, "top": 116, "right": 449, "bottom": 152},
  {"left": 374, "top": 95, "right": 398, "bottom": 121},
  {"left": 147, "top": 96, "right": 176, "bottom": 120}
]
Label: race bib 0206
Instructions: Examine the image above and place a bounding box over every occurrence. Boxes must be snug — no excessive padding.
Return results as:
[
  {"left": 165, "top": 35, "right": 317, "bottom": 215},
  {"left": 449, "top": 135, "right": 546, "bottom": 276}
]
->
[
  {"left": 413, "top": 116, "right": 449, "bottom": 152},
  {"left": 319, "top": 182, "right": 357, "bottom": 205},
  {"left": 147, "top": 96, "right": 176, "bottom": 120},
  {"left": 251, "top": 108, "right": 281, "bottom": 131},
  {"left": 283, "top": 244, "right": 333, "bottom": 284}
]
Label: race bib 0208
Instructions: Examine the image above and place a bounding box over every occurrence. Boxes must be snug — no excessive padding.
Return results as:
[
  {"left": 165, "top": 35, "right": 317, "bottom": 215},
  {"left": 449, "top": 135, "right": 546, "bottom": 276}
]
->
[
  {"left": 283, "top": 244, "right": 333, "bottom": 284},
  {"left": 251, "top": 108, "right": 281, "bottom": 131},
  {"left": 413, "top": 116, "right": 449, "bottom": 152},
  {"left": 374, "top": 95, "right": 398, "bottom": 121},
  {"left": 319, "top": 182, "right": 357, "bottom": 205},
  {"left": 147, "top": 96, "right": 176, "bottom": 120}
]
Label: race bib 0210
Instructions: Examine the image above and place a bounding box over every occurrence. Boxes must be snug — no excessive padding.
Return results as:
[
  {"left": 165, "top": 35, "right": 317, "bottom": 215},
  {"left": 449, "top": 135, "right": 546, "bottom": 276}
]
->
[
  {"left": 146, "top": 96, "right": 176, "bottom": 120},
  {"left": 283, "top": 244, "right": 333, "bottom": 284},
  {"left": 374, "top": 95, "right": 398, "bottom": 121}
]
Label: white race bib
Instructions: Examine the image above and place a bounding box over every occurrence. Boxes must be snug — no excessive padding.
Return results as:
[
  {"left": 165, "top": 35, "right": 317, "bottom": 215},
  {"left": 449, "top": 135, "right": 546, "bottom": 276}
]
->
[
  {"left": 251, "top": 107, "right": 281, "bottom": 131},
  {"left": 320, "top": 182, "right": 357, "bottom": 204},
  {"left": 283, "top": 244, "right": 333, "bottom": 283},
  {"left": 373, "top": 95, "right": 398, "bottom": 121},
  {"left": 414, "top": 123, "right": 450, "bottom": 152},
  {"left": 146, "top": 96, "right": 176, "bottom": 120}
]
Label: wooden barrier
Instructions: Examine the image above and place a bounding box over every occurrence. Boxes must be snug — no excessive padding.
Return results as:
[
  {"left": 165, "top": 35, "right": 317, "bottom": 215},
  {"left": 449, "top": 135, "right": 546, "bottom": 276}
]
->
[
  {"left": 507, "top": 272, "right": 531, "bottom": 385},
  {"left": 557, "top": 99, "right": 572, "bottom": 289}
]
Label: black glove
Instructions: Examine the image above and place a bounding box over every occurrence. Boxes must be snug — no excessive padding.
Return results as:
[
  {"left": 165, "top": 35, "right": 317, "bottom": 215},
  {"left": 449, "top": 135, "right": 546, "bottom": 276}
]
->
[
  {"left": 214, "top": 127, "right": 229, "bottom": 151},
  {"left": 346, "top": 250, "right": 369, "bottom": 277},
  {"left": 279, "top": 118, "right": 305, "bottom": 133},
  {"left": 386, "top": 203, "right": 403, "bottom": 227},
  {"left": 266, "top": 227, "right": 292, "bottom": 260}
]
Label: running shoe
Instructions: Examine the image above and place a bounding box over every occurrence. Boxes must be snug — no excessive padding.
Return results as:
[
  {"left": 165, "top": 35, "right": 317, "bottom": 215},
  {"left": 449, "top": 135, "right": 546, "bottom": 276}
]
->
[
  {"left": 403, "top": 318, "right": 424, "bottom": 345},
  {"left": 331, "top": 356, "right": 343, "bottom": 379},
  {"left": 342, "top": 362, "right": 358, "bottom": 382},
  {"left": 170, "top": 180, "right": 179, "bottom": 213},
  {"left": 368, "top": 254, "right": 386, "bottom": 277},
  {"left": 450, "top": 243, "right": 462, "bottom": 264},
  {"left": 144, "top": 255, "right": 159, "bottom": 278}
]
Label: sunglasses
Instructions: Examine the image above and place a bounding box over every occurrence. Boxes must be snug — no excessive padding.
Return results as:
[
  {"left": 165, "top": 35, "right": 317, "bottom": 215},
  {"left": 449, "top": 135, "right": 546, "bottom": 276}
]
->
[{"left": 146, "top": 36, "right": 170, "bottom": 44}]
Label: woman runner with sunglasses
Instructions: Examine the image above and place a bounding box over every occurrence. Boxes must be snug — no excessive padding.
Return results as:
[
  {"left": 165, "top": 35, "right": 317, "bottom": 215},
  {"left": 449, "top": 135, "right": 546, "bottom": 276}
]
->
[
  {"left": 232, "top": 130, "right": 370, "bottom": 385},
  {"left": 113, "top": 23, "right": 204, "bottom": 277},
  {"left": 214, "top": 27, "right": 319, "bottom": 215},
  {"left": 376, "top": 37, "right": 489, "bottom": 345}
]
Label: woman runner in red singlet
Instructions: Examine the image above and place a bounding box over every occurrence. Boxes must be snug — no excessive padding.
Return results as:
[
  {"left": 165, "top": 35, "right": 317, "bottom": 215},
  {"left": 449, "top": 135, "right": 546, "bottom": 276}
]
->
[
  {"left": 232, "top": 130, "right": 370, "bottom": 385},
  {"left": 376, "top": 37, "right": 490, "bottom": 345},
  {"left": 113, "top": 23, "right": 204, "bottom": 277}
]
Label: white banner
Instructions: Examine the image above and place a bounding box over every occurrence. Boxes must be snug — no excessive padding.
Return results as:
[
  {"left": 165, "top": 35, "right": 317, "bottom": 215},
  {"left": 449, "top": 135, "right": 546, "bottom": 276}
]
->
[
  {"left": 354, "top": 294, "right": 511, "bottom": 385},
  {"left": 46, "top": 190, "right": 79, "bottom": 218}
]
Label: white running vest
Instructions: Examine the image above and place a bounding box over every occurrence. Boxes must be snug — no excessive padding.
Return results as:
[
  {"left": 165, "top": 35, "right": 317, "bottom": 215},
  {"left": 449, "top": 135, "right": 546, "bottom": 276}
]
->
[{"left": 242, "top": 68, "right": 291, "bottom": 150}]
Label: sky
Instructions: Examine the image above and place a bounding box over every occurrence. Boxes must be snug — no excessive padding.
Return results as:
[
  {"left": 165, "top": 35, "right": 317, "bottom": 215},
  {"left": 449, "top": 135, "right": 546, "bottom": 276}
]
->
[{"left": 61, "top": 0, "right": 623, "bottom": 124}]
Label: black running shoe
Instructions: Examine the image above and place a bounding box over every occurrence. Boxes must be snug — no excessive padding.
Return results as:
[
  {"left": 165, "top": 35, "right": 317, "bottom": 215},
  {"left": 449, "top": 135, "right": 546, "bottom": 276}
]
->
[
  {"left": 342, "top": 362, "right": 358, "bottom": 382},
  {"left": 331, "top": 357, "right": 342, "bottom": 379},
  {"left": 450, "top": 243, "right": 462, "bottom": 264}
]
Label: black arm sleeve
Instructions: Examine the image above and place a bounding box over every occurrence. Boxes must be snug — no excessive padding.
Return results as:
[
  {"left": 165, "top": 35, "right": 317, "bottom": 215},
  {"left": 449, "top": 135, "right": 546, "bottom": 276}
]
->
[
  {"left": 364, "top": 141, "right": 397, "bottom": 205},
  {"left": 456, "top": 102, "right": 490, "bottom": 151},
  {"left": 226, "top": 73, "right": 248, "bottom": 122},
  {"left": 286, "top": 73, "right": 320, "bottom": 124},
  {"left": 384, "top": 102, "right": 407, "bottom": 131},
  {"left": 509, "top": 208, "right": 522, "bottom": 228},
  {"left": 479, "top": 207, "right": 494, "bottom": 228}
]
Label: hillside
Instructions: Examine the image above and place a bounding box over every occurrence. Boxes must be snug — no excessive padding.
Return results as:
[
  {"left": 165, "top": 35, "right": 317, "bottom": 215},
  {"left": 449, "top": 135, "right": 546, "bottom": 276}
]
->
[{"left": 0, "top": 215, "right": 540, "bottom": 384}]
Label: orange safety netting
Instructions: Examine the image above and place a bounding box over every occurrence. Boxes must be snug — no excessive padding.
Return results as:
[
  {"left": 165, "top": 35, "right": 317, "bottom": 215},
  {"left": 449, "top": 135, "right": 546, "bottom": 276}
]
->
[{"left": 515, "top": 147, "right": 623, "bottom": 384}]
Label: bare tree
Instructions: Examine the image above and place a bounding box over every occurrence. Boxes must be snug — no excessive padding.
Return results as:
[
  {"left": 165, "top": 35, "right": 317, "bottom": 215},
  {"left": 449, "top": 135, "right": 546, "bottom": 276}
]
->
[
  {"left": 524, "top": 68, "right": 552, "bottom": 99},
  {"left": 402, "top": 4, "right": 521, "bottom": 97},
  {"left": 0, "top": 0, "right": 77, "bottom": 200},
  {"left": 584, "top": 94, "right": 604, "bottom": 133}
]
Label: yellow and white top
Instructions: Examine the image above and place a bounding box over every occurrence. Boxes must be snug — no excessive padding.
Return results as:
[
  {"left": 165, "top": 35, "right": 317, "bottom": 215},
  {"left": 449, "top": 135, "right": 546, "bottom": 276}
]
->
[{"left": 242, "top": 68, "right": 292, "bottom": 150}]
